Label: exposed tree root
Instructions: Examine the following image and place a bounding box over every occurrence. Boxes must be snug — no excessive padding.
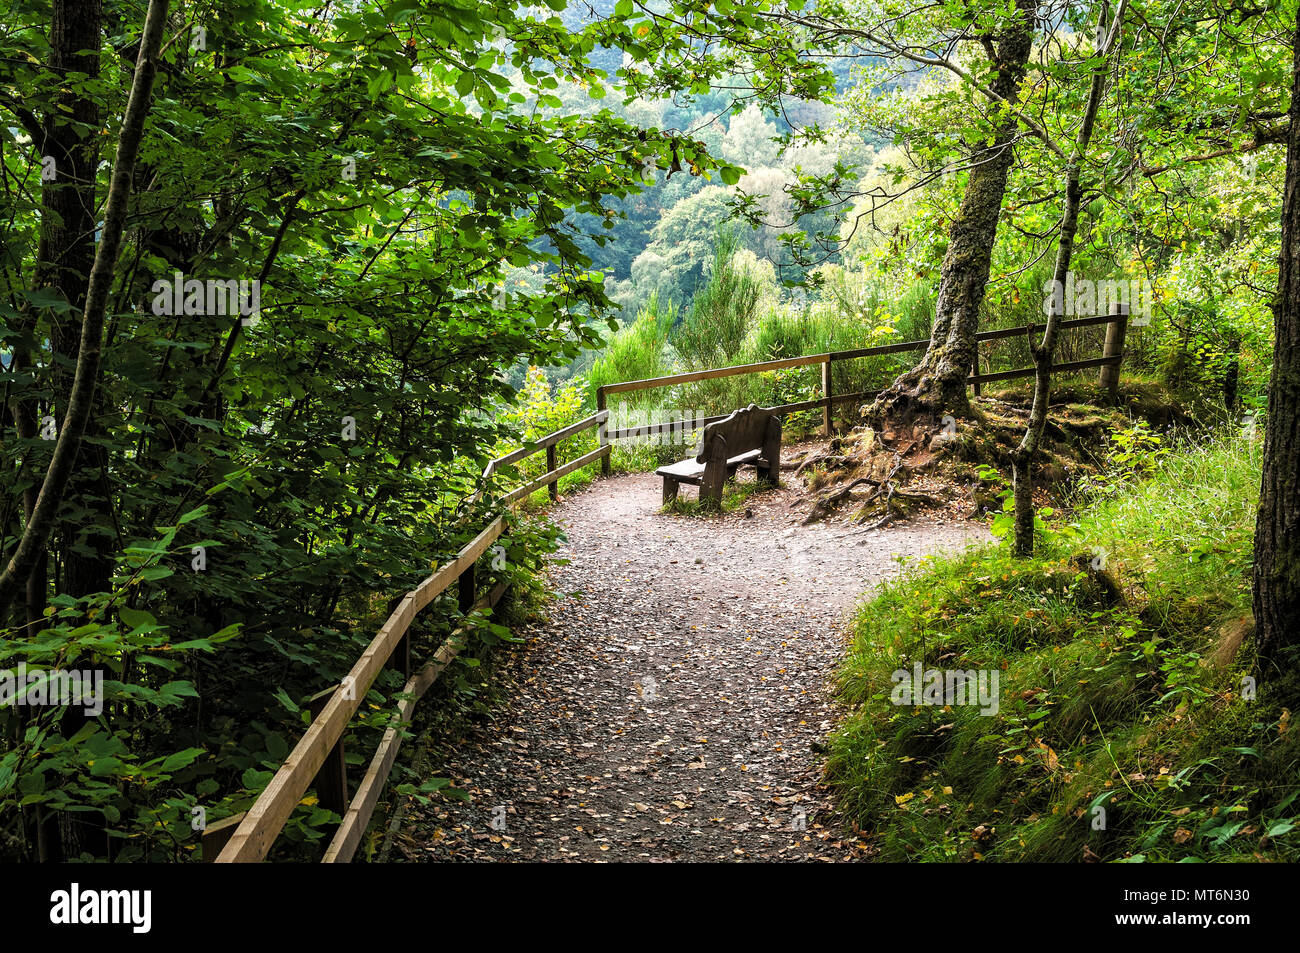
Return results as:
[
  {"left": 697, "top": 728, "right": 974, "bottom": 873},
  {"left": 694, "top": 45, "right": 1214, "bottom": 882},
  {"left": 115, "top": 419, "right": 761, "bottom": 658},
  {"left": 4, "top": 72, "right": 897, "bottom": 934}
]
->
[
  {"left": 795, "top": 385, "right": 1190, "bottom": 532},
  {"left": 795, "top": 454, "right": 853, "bottom": 476},
  {"left": 802, "top": 453, "right": 905, "bottom": 525}
]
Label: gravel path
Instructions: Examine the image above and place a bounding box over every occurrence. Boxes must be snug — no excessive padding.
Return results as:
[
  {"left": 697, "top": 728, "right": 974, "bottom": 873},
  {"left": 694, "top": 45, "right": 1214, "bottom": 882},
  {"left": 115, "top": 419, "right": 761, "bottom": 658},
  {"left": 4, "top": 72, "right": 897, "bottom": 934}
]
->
[{"left": 399, "top": 464, "right": 988, "bottom": 862}]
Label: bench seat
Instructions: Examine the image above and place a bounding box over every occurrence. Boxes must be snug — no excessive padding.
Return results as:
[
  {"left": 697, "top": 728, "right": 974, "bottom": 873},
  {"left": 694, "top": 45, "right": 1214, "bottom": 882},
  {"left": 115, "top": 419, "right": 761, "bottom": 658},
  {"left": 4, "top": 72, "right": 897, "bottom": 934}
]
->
[{"left": 655, "top": 448, "right": 763, "bottom": 485}]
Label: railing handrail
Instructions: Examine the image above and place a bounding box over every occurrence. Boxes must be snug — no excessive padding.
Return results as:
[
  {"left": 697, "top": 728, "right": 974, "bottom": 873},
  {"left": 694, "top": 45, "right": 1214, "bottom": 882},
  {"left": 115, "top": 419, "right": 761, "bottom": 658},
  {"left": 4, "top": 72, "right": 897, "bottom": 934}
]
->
[
  {"left": 593, "top": 306, "right": 1130, "bottom": 455},
  {"left": 596, "top": 311, "right": 1126, "bottom": 398}
]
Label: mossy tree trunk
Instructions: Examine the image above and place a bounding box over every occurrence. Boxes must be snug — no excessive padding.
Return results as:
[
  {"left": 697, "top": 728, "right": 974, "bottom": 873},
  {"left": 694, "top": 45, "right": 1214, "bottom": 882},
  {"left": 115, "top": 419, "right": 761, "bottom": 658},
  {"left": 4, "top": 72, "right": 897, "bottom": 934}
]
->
[
  {"left": 1254, "top": 2, "right": 1300, "bottom": 670},
  {"left": 866, "top": 0, "right": 1037, "bottom": 432}
]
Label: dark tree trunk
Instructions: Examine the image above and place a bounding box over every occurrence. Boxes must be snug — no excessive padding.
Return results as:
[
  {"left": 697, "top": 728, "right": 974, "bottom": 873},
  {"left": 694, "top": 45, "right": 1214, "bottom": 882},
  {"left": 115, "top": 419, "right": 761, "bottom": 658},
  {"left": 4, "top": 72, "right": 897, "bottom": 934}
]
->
[
  {"left": 34, "top": 0, "right": 116, "bottom": 604},
  {"left": 1223, "top": 329, "right": 1242, "bottom": 415},
  {"left": 8, "top": 352, "right": 45, "bottom": 632},
  {"left": 1254, "top": 3, "right": 1300, "bottom": 670},
  {"left": 866, "top": 0, "right": 1037, "bottom": 432},
  {"left": 0, "top": 0, "right": 170, "bottom": 858},
  {"left": 28, "top": 0, "right": 109, "bottom": 862}
]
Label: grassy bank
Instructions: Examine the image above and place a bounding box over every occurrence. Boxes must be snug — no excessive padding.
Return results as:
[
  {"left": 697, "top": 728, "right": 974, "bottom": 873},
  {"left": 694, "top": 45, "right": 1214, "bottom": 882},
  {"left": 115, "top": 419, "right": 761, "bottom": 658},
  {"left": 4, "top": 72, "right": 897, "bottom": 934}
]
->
[{"left": 827, "top": 428, "right": 1300, "bottom": 862}]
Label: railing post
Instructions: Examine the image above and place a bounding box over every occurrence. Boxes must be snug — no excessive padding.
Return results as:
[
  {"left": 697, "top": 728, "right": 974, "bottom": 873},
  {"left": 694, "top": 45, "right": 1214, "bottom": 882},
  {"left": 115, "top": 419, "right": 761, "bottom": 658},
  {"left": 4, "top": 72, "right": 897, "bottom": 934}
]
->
[
  {"left": 308, "top": 689, "right": 349, "bottom": 819},
  {"left": 546, "top": 445, "right": 558, "bottom": 501},
  {"left": 596, "top": 386, "right": 610, "bottom": 475},
  {"left": 1098, "top": 301, "right": 1129, "bottom": 402},
  {"left": 971, "top": 347, "right": 982, "bottom": 396},
  {"left": 821, "top": 356, "right": 833, "bottom": 436}
]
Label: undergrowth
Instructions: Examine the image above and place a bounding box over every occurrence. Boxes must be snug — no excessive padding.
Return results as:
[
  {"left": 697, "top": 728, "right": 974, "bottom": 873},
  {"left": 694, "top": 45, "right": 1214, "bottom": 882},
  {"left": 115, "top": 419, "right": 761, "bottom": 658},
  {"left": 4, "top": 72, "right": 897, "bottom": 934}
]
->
[{"left": 827, "top": 426, "right": 1300, "bottom": 862}]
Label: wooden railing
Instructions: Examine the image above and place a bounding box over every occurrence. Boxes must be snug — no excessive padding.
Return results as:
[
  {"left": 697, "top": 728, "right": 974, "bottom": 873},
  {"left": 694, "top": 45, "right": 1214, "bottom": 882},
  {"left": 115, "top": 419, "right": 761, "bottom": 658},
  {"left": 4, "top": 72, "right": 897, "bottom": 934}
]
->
[
  {"left": 209, "top": 410, "right": 611, "bottom": 862},
  {"left": 593, "top": 304, "right": 1130, "bottom": 471}
]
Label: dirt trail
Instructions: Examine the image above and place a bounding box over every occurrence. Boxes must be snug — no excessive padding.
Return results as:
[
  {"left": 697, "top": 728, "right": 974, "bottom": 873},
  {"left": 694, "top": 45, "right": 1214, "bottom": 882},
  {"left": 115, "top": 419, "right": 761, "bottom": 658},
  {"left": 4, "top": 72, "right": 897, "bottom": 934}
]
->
[{"left": 399, "top": 466, "right": 988, "bottom": 862}]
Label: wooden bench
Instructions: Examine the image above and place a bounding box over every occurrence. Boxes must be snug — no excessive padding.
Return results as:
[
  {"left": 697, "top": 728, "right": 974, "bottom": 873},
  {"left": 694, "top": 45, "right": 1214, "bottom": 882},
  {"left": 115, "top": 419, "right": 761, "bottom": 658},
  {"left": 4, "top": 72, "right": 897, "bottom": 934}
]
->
[{"left": 656, "top": 404, "right": 781, "bottom": 505}]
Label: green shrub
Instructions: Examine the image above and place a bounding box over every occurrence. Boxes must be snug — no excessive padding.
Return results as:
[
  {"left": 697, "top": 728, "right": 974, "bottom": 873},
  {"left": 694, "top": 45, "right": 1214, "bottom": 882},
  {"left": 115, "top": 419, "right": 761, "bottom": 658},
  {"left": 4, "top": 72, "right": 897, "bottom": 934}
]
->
[{"left": 588, "top": 293, "right": 677, "bottom": 402}]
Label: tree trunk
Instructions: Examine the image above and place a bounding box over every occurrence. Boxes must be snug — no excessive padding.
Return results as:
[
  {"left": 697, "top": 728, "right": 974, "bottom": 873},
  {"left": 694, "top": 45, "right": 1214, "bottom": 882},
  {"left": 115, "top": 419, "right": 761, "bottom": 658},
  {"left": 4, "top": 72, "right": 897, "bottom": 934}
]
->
[
  {"left": 1254, "top": 2, "right": 1300, "bottom": 669},
  {"left": 1, "top": 0, "right": 170, "bottom": 859},
  {"left": 6, "top": 350, "right": 45, "bottom": 632},
  {"left": 866, "top": 0, "right": 1037, "bottom": 432},
  {"left": 0, "top": 0, "right": 167, "bottom": 610},
  {"left": 1011, "top": 1, "right": 1123, "bottom": 557},
  {"left": 1223, "top": 329, "right": 1241, "bottom": 414},
  {"left": 33, "top": 0, "right": 117, "bottom": 606},
  {"left": 22, "top": 0, "right": 108, "bottom": 864}
]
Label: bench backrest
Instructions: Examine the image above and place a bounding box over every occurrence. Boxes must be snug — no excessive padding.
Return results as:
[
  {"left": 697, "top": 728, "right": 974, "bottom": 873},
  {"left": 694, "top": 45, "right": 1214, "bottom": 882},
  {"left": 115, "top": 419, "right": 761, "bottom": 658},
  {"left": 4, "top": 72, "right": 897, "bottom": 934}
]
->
[{"left": 696, "top": 404, "right": 779, "bottom": 463}]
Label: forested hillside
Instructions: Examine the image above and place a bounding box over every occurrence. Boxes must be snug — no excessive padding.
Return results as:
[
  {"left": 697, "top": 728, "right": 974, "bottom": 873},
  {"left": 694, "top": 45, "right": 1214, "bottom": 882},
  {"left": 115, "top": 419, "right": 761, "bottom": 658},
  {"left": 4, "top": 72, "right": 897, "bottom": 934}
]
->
[{"left": 0, "top": 0, "right": 1297, "bottom": 906}]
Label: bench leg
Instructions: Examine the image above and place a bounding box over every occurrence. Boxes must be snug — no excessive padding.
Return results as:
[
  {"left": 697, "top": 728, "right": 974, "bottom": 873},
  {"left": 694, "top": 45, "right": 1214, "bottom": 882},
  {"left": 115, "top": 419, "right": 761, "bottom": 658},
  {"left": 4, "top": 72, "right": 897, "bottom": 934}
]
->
[
  {"left": 662, "top": 478, "right": 680, "bottom": 504},
  {"left": 760, "top": 417, "right": 782, "bottom": 487},
  {"left": 699, "top": 438, "right": 728, "bottom": 508},
  {"left": 701, "top": 468, "right": 726, "bottom": 507}
]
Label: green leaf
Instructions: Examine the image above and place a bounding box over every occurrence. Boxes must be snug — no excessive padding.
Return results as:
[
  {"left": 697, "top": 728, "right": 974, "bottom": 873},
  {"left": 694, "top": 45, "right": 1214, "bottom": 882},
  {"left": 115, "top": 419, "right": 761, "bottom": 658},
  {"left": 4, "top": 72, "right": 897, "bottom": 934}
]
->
[
  {"left": 20, "top": 288, "right": 73, "bottom": 312},
  {"left": 272, "top": 687, "right": 301, "bottom": 714},
  {"left": 1266, "top": 818, "right": 1297, "bottom": 838},
  {"left": 160, "top": 747, "right": 206, "bottom": 773},
  {"left": 118, "top": 606, "right": 159, "bottom": 632},
  {"left": 265, "top": 733, "right": 289, "bottom": 762},
  {"left": 177, "top": 505, "right": 209, "bottom": 525},
  {"left": 242, "top": 767, "right": 273, "bottom": 791}
]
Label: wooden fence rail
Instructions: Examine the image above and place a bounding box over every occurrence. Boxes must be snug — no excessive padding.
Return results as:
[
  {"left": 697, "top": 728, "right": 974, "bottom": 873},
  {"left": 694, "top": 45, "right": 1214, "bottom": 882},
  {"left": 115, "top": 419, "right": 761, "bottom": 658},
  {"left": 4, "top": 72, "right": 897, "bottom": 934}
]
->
[
  {"left": 594, "top": 304, "right": 1129, "bottom": 472},
  {"left": 211, "top": 412, "right": 611, "bottom": 862}
]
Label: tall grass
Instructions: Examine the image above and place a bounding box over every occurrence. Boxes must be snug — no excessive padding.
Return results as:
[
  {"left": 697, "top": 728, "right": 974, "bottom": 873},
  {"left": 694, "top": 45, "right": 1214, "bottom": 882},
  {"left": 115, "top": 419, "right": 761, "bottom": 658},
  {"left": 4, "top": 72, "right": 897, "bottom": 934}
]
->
[
  {"left": 674, "top": 230, "right": 766, "bottom": 371},
  {"left": 1082, "top": 428, "right": 1261, "bottom": 613},
  {"left": 827, "top": 428, "right": 1300, "bottom": 862}
]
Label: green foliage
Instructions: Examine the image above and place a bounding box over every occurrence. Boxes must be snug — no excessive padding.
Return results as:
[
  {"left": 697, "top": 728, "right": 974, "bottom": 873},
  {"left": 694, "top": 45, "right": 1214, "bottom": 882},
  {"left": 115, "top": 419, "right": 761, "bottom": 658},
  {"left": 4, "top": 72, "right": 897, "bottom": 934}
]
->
[
  {"left": 1072, "top": 421, "right": 1173, "bottom": 501},
  {"left": 497, "top": 368, "right": 596, "bottom": 483},
  {"left": 588, "top": 294, "right": 677, "bottom": 399},
  {"left": 0, "top": 511, "right": 238, "bottom": 860},
  {"left": 0, "top": 0, "right": 734, "bottom": 861},
  {"left": 674, "top": 230, "right": 766, "bottom": 370},
  {"left": 826, "top": 427, "right": 1293, "bottom": 862}
]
